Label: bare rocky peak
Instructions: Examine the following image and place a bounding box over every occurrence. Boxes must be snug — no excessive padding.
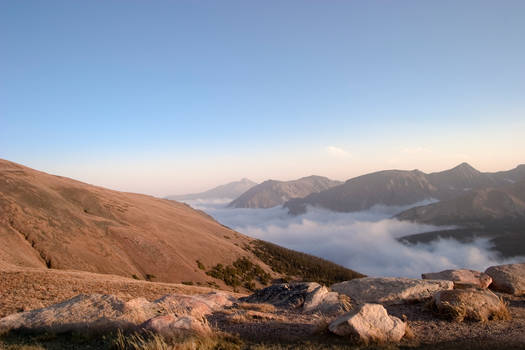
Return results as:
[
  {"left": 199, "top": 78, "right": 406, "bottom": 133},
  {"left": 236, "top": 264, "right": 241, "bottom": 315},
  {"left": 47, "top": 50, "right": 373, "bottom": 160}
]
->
[{"left": 228, "top": 175, "right": 342, "bottom": 208}]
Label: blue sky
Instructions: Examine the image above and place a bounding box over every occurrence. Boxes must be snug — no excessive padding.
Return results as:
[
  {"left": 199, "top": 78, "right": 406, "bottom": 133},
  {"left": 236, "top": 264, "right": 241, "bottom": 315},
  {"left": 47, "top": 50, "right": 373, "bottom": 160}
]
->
[{"left": 1, "top": 1, "right": 524, "bottom": 196}]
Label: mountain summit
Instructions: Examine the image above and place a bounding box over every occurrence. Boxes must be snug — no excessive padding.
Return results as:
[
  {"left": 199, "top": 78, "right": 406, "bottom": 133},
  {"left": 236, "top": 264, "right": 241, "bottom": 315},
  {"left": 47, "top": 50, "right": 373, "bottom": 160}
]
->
[
  {"left": 165, "top": 178, "right": 257, "bottom": 201},
  {"left": 228, "top": 175, "right": 342, "bottom": 209}
]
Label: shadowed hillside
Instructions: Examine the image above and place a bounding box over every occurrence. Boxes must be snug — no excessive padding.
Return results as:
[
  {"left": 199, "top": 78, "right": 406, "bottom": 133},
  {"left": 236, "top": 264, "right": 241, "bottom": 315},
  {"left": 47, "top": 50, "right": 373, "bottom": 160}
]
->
[{"left": 397, "top": 180, "right": 525, "bottom": 258}]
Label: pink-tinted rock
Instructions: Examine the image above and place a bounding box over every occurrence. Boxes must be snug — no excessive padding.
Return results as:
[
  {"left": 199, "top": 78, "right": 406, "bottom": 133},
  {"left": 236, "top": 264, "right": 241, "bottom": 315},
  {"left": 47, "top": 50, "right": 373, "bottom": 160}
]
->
[
  {"left": 485, "top": 263, "right": 525, "bottom": 295},
  {"left": 422, "top": 269, "right": 492, "bottom": 289},
  {"left": 329, "top": 303, "right": 406, "bottom": 344},
  {"left": 140, "top": 315, "right": 210, "bottom": 337}
]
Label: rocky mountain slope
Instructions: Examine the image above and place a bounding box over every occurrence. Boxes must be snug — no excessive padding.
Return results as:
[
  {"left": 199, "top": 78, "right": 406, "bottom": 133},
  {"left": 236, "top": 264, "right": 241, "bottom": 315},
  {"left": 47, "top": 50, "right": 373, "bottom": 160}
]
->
[
  {"left": 228, "top": 176, "right": 342, "bottom": 209},
  {"left": 396, "top": 180, "right": 525, "bottom": 227},
  {"left": 396, "top": 180, "right": 525, "bottom": 258},
  {"left": 285, "top": 163, "right": 525, "bottom": 215},
  {"left": 0, "top": 159, "right": 360, "bottom": 288},
  {"left": 165, "top": 178, "right": 257, "bottom": 201}
]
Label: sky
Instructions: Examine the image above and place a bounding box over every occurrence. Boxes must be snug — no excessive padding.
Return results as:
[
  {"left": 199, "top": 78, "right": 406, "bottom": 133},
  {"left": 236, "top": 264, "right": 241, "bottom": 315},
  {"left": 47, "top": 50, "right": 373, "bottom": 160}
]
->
[{"left": 1, "top": 0, "right": 525, "bottom": 196}]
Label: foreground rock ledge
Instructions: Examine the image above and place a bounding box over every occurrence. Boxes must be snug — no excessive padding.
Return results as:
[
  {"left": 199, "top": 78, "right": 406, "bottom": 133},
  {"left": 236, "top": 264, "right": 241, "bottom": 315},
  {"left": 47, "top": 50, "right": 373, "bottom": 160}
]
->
[
  {"left": 0, "top": 292, "right": 234, "bottom": 335},
  {"left": 329, "top": 303, "right": 406, "bottom": 344},
  {"left": 331, "top": 277, "right": 454, "bottom": 304}
]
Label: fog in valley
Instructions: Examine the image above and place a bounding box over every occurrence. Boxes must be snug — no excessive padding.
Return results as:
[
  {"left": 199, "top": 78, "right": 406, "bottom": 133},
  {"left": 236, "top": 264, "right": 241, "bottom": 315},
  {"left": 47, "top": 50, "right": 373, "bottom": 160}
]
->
[{"left": 187, "top": 199, "right": 521, "bottom": 277}]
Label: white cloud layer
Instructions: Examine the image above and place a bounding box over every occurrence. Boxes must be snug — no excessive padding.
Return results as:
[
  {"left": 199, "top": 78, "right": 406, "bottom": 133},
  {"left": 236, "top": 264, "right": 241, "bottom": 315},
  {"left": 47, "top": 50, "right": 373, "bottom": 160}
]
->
[{"left": 184, "top": 199, "right": 523, "bottom": 278}]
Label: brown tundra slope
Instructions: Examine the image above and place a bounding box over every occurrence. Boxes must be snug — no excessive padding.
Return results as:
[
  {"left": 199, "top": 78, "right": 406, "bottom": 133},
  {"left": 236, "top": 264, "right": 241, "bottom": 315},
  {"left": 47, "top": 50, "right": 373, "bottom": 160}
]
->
[{"left": 0, "top": 158, "right": 267, "bottom": 285}]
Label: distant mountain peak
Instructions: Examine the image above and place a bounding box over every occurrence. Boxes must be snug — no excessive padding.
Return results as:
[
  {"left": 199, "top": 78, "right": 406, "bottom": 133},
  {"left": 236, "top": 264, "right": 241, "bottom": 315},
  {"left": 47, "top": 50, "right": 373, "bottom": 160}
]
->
[
  {"left": 228, "top": 175, "right": 342, "bottom": 208},
  {"left": 442, "top": 162, "right": 481, "bottom": 176},
  {"left": 453, "top": 162, "right": 477, "bottom": 171}
]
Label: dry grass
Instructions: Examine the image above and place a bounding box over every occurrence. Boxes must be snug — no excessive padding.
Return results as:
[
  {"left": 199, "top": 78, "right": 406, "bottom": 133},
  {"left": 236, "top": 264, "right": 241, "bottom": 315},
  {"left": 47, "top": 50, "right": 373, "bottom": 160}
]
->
[
  {"left": 403, "top": 322, "right": 415, "bottom": 340},
  {"left": 113, "top": 330, "right": 243, "bottom": 350},
  {"left": 430, "top": 297, "right": 512, "bottom": 322},
  {"left": 338, "top": 294, "right": 352, "bottom": 312},
  {"left": 113, "top": 330, "right": 174, "bottom": 350},
  {"left": 313, "top": 314, "right": 334, "bottom": 335},
  {"left": 227, "top": 313, "right": 250, "bottom": 324},
  {"left": 237, "top": 302, "right": 276, "bottom": 313},
  {"left": 0, "top": 345, "right": 46, "bottom": 350}
]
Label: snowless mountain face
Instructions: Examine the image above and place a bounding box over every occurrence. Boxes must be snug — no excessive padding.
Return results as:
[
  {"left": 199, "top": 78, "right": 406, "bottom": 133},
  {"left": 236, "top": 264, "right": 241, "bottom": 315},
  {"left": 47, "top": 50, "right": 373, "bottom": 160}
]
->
[
  {"left": 0, "top": 159, "right": 363, "bottom": 289},
  {"left": 396, "top": 179, "right": 525, "bottom": 259},
  {"left": 396, "top": 179, "right": 525, "bottom": 227},
  {"left": 284, "top": 163, "right": 525, "bottom": 215},
  {"left": 165, "top": 178, "right": 257, "bottom": 201},
  {"left": 0, "top": 159, "right": 264, "bottom": 284},
  {"left": 228, "top": 176, "right": 342, "bottom": 209}
]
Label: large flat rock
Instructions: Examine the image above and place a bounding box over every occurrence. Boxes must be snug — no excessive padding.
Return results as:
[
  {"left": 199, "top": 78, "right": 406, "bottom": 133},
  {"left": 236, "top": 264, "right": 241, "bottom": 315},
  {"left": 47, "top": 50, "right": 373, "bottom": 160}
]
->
[
  {"left": 240, "top": 282, "right": 321, "bottom": 309},
  {"left": 422, "top": 269, "right": 492, "bottom": 289},
  {"left": 140, "top": 315, "right": 210, "bottom": 337},
  {"left": 485, "top": 263, "right": 525, "bottom": 295},
  {"left": 241, "top": 282, "right": 350, "bottom": 315},
  {"left": 0, "top": 291, "right": 235, "bottom": 335},
  {"left": 302, "top": 285, "right": 351, "bottom": 315},
  {"left": 331, "top": 277, "right": 453, "bottom": 304}
]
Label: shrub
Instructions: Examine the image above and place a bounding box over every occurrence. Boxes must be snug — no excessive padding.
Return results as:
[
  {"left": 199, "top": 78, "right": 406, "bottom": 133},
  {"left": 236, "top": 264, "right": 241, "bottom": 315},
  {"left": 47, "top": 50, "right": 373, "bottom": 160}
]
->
[
  {"left": 206, "top": 257, "right": 271, "bottom": 289},
  {"left": 249, "top": 240, "right": 364, "bottom": 285},
  {"left": 196, "top": 260, "right": 206, "bottom": 270}
]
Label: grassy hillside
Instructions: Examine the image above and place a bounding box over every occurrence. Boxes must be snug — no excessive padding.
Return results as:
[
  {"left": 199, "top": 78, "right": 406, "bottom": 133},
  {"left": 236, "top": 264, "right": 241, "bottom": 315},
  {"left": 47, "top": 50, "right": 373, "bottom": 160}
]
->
[{"left": 249, "top": 240, "right": 365, "bottom": 285}]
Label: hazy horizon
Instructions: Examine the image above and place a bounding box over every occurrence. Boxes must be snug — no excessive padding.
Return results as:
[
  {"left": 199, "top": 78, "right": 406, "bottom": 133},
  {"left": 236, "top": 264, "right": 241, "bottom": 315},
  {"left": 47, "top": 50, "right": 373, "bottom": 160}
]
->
[{"left": 2, "top": 1, "right": 525, "bottom": 197}]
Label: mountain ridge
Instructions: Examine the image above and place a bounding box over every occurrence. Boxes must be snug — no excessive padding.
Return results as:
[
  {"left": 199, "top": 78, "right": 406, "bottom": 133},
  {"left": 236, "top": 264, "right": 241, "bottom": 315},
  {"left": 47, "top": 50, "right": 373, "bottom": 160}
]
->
[
  {"left": 228, "top": 175, "right": 342, "bottom": 209},
  {"left": 284, "top": 163, "right": 525, "bottom": 215}
]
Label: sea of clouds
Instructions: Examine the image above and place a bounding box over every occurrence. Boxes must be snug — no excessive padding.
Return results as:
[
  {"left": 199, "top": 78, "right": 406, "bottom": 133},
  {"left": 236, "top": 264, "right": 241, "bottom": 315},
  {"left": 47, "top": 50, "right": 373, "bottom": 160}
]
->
[{"left": 185, "top": 199, "right": 522, "bottom": 278}]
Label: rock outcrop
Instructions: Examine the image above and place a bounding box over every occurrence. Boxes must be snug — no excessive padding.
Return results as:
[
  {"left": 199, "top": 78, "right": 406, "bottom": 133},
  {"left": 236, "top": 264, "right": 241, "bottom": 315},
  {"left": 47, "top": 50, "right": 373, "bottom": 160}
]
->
[
  {"left": 302, "top": 284, "right": 351, "bottom": 315},
  {"left": 431, "top": 288, "right": 510, "bottom": 322},
  {"left": 240, "top": 282, "right": 350, "bottom": 315},
  {"left": 331, "top": 277, "right": 453, "bottom": 304},
  {"left": 422, "top": 269, "right": 492, "bottom": 289},
  {"left": 485, "top": 263, "right": 525, "bottom": 295},
  {"left": 328, "top": 303, "right": 406, "bottom": 344},
  {"left": 140, "top": 315, "right": 210, "bottom": 337},
  {"left": 241, "top": 282, "right": 320, "bottom": 309},
  {"left": 0, "top": 292, "right": 234, "bottom": 335}
]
